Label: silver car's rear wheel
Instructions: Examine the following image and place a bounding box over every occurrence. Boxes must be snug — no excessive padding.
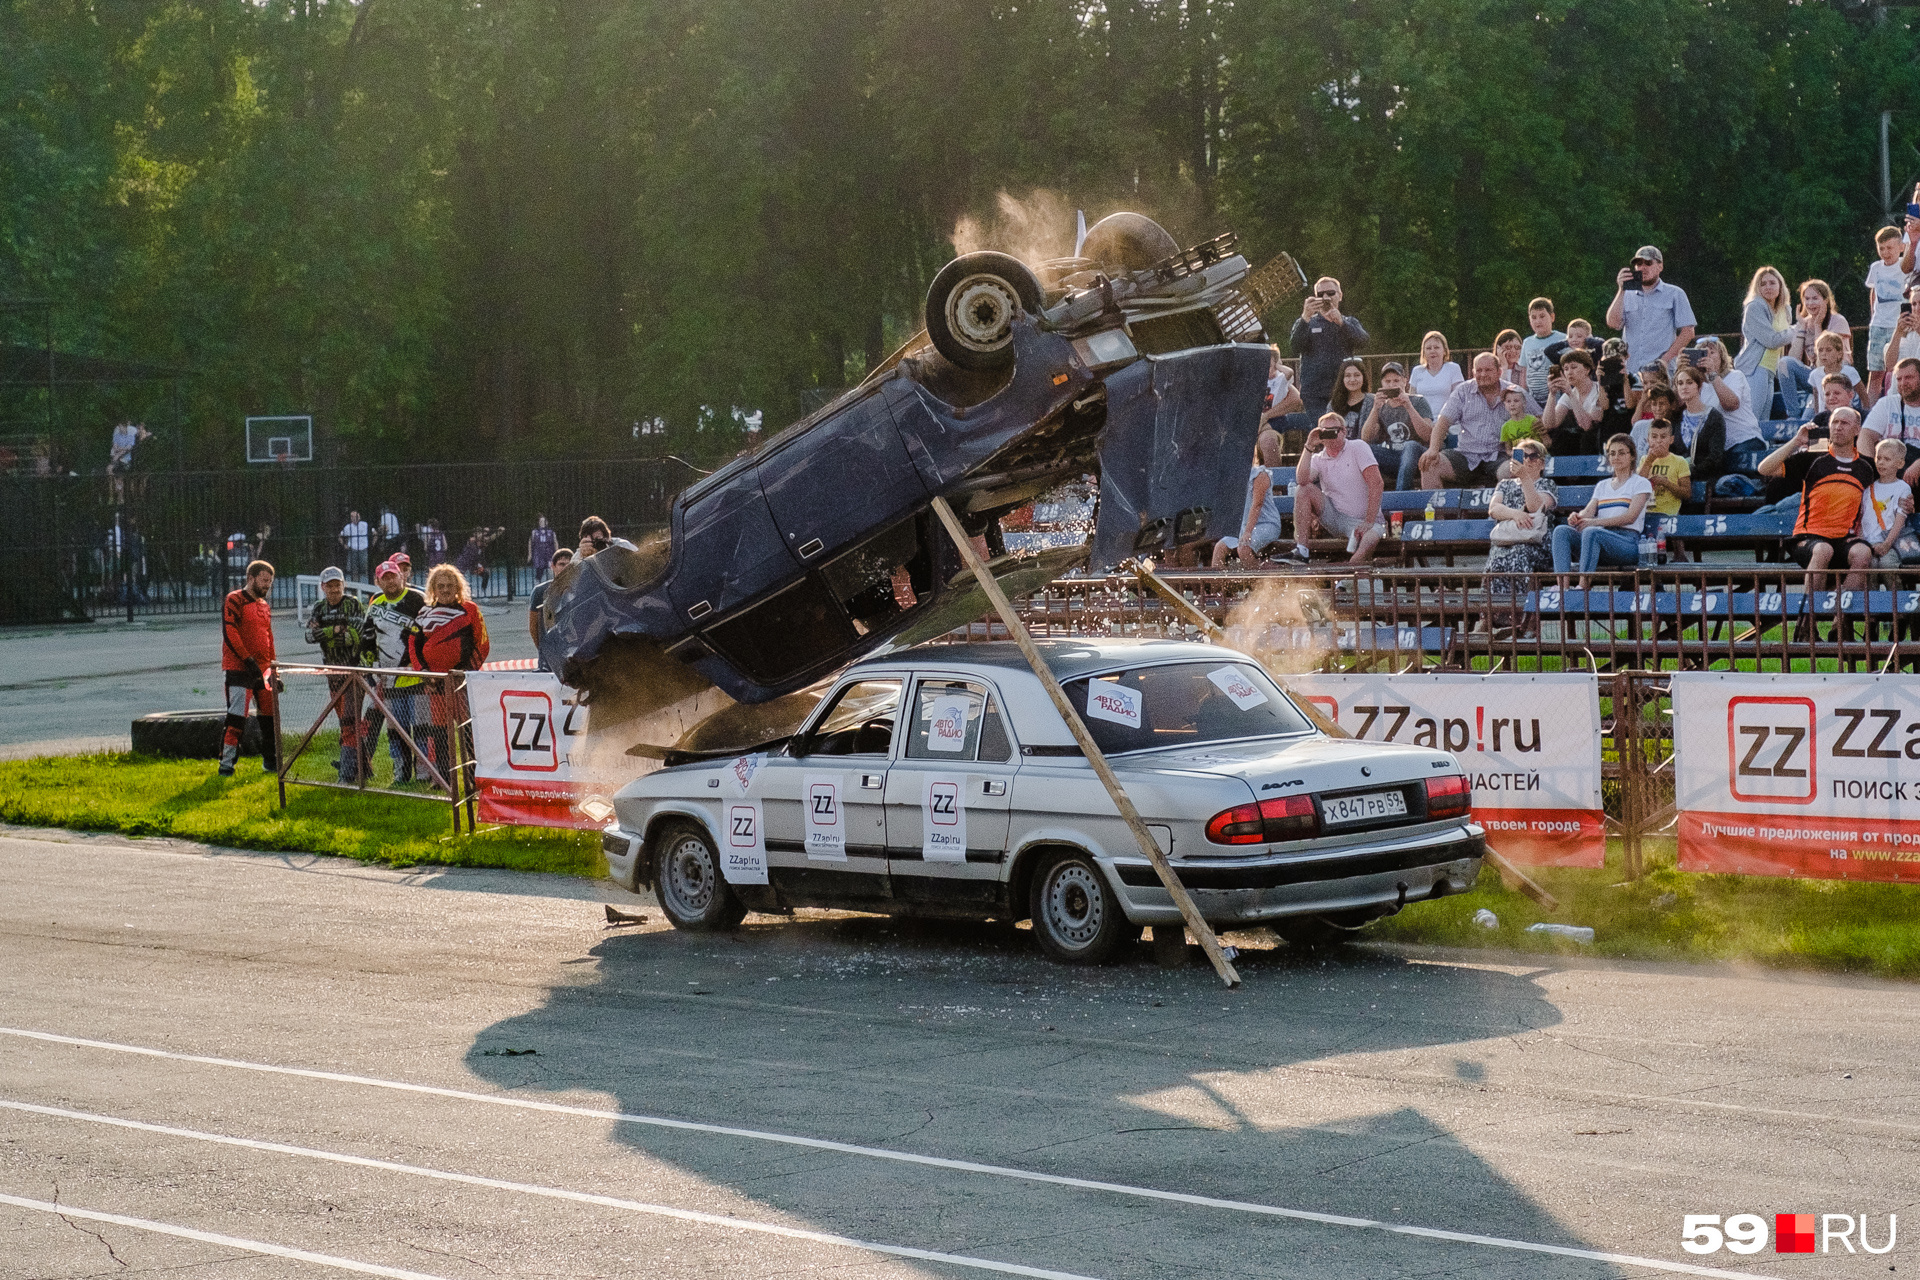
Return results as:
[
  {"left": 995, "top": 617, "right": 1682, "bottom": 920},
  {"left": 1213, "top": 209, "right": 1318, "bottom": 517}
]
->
[
  {"left": 653, "top": 821, "right": 746, "bottom": 932},
  {"left": 1029, "top": 851, "right": 1123, "bottom": 964}
]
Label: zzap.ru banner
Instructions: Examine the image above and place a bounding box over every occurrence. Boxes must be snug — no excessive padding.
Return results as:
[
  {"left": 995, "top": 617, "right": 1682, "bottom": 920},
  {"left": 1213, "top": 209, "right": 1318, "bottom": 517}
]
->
[
  {"left": 1672, "top": 673, "right": 1920, "bottom": 882},
  {"left": 1285, "top": 673, "right": 1605, "bottom": 867},
  {"left": 468, "top": 670, "right": 593, "bottom": 828}
]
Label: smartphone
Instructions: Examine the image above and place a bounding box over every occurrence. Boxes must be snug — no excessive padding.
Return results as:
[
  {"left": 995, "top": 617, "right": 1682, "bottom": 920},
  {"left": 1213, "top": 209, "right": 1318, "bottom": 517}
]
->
[
  {"left": 1808, "top": 425, "right": 1831, "bottom": 441},
  {"left": 1903, "top": 301, "right": 1913, "bottom": 316}
]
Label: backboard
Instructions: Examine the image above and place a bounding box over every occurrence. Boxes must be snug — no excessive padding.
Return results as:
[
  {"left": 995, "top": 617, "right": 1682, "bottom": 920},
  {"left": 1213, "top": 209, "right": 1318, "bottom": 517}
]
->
[{"left": 245, "top": 415, "right": 313, "bottom": 464}]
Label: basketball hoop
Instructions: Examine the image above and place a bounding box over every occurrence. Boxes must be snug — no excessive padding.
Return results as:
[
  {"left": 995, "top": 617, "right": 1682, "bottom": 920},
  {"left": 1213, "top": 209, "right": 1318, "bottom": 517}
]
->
[{"left": 246, "top": 416, "right": 313, "bottom": 465}]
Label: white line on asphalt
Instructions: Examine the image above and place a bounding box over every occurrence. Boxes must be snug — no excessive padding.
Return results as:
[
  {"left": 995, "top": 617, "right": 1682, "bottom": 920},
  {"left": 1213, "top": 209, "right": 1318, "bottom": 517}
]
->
[
  {"left": 0, "top": 1191, "right": 453, "bottom": 1280},
  {"left": 0, "top": 1099, "right": 1099, "bottom": 1280},
  {"left": 2, "top": 1026, "right": 1764, "bottom": 1279}
]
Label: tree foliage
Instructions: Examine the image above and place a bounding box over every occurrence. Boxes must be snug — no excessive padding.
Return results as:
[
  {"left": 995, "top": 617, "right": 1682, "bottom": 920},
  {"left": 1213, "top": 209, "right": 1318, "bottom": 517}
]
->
[{"left": 6, "top": 0, "right": 1920, "bottom": 468}]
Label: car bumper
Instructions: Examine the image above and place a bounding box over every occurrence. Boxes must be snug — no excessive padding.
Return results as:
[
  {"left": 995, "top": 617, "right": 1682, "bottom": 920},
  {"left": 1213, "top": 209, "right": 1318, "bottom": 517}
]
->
[
  {"left": 603, "top": 824, "right": 645, "bottom": 891},
  {"left": 1105, "top": 825, "right": 1485, "bottom": 926}
]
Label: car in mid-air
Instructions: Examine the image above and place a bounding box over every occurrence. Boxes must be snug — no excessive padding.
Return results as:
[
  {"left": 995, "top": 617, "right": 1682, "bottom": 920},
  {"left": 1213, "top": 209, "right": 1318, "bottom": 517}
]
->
[
  {"left": 597, "top": 639, "right": 1485, "bottom": 962},
  {"left": 538, "top": 214, "right": 1307, "bottom": 743}
]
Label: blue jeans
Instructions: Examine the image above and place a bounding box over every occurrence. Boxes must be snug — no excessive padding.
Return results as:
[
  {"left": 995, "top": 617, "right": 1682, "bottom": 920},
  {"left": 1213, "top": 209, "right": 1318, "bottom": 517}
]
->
[
  {"left": 1552, "top": 524, "right": 1639, "bottom": 576},
  {"left": 1777, "top": 356, "right": 1815, "bottom": 420},
  {"left": 1371, "top": 440, "right": 1423, "bottom": 491}
]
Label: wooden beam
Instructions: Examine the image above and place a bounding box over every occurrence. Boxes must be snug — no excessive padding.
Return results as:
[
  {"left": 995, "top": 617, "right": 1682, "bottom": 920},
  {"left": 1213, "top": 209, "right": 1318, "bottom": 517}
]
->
[{"left": 930, "top": 500, "right": 1239, "bottom": 987}]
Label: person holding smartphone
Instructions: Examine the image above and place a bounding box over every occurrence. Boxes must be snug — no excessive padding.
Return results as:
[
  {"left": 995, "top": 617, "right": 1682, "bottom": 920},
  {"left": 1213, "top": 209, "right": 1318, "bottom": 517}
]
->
[
  {"left": 1605, "top": 245, "right": 1696, "bottom": 370},
  {"left": 1293, "top": 413, "right": 1384, "bottom": 564},
  {"left": 1360, "top": 361, "right": 1434, "bottom": 490},
  {"left": 1287, "top": 277, "right": 1368, "bottom": 419}
]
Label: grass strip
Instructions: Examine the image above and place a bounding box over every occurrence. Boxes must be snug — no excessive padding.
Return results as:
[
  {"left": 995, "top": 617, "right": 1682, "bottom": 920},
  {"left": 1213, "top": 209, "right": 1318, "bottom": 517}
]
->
[
  {"left": 1371, "top": 839, "right": 1920, "bottom": 980},
  {"left": 0, "top": 751, "right": 602, "bottom": 876}
]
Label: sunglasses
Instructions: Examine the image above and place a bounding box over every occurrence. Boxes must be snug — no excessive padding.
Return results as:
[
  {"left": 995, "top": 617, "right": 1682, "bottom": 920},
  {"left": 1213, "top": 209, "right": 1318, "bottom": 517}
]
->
[{"left": 1314, "top": 290, "right": 1337, "bottom": 298}]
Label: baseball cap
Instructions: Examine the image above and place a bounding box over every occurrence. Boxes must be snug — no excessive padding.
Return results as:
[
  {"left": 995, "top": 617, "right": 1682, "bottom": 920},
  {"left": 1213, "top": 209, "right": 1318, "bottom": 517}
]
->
[
  {"left": 391, "top": 551, "right": 411, "bottom": 566},
  {"left": 319, "top": 566, "right": 345, "bottom": 584},
  {"left": 375, "top": 560, "right": 401, "bottom": 580},
  {"left": 1632, "top": 245, "right": 1663, "bottom": 264},
  {"left": 1379, "top": 361, "right": 1407, "bottom": 377}
]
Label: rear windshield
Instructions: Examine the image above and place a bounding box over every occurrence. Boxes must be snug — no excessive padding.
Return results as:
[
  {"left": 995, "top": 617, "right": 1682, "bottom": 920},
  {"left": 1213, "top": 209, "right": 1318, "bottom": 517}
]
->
[{"left": 1063, "top": 661, "right": 1313, "bottom": 754}]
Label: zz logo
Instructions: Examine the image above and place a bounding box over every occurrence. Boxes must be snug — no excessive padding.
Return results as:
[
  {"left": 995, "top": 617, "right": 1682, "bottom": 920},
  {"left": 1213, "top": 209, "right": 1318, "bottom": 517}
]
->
[
  {"left": 1727, "top": 696, "right": 1817, "bottom": 804},
  {"left": 810, "top": 788, "right": 837, "bottom": 820},
  {"left": 499, "top": 691, "right": 559, "bottom": 771},
  {"left": 929, "top": 782, "right": 960, "bottom": 824},
  {"left": 727, "top": 804, "right": 758, "bottom": 849}
]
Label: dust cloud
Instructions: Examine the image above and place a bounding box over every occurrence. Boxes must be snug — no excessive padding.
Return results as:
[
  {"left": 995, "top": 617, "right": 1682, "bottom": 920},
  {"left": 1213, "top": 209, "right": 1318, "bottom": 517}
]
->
[
  {"left": 952, "top": 190, "right": 1082, "bottom": 265},
  {"left": 1222, "top": 577, "right": 1336, "bottom": 675}
]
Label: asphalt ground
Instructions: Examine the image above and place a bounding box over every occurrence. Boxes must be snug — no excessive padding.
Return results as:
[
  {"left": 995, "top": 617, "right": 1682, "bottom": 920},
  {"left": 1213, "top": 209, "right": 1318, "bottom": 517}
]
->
[
  {"left": 1, "top": 826, "right": 1914, "bottom": 1278},
  {"left": 0, "top": 604, "right": 541, "bottom": 758}
]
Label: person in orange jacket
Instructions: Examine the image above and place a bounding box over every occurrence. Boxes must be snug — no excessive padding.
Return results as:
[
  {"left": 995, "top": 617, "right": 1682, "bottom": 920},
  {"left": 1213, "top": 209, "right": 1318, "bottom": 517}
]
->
[
  {"left": 219, "top": 559, "right": 279, "bottom": 777},
  {"left": 407, "top": 565, "right": 490, "bottom": 788}
]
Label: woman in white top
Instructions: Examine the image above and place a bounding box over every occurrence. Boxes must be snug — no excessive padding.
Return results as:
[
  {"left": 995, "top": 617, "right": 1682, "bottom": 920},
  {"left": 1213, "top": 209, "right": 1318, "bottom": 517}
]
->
[
  {"left": 1550, "top": 433, "right": 1654, "bottom": 590},
  {"left": 1733, "top": 266, "right": 1793, "bottom": 426},
  {"left": 1408, "top": 331, "right": 1465, "bottom": 406},
  {"left": 1778, "top": 278, "right": 1853, "bottom": 421},
  {"left": 1882, "top": 284, "right": 1920, "bottom": 373},
  {"left": 1543, "top": 349, "right": 1604, "bottom": 455}
]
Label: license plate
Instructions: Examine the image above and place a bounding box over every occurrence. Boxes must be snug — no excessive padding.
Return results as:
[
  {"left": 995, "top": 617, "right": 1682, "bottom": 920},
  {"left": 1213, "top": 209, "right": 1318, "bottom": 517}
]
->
[{"left": 1322, "top": 790, "right": 1407, "bottom": 826}]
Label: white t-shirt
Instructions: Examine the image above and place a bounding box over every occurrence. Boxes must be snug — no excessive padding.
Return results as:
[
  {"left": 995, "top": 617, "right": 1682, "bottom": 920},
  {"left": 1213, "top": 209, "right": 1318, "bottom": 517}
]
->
[
  {"left": 1867, "top": 261, "right": 1908, "bottom": 329},
  {"left": 1861, "top": 478, "right": 1912, "bottom": 545},
  {"left": 110, "top": 424, "right": 140, "bottom": 459},
  {"left": 1308, "top": 442, "right": 1380, "bottom": 522},
  {"left": 1592, "top": 473, "right": 1655, "bottom": 534},
  {"left": 1705, "top": 367, "right": 1758, "bottom": 447},
  {"left": 380, "top": 510, "right": 401, "bottom": 539},
  {"left": 1555, "top": 382, "right": 1604, "bottom": 425},
  {"left": 1520, "top": 331, "right": 1566, "bottom": 400},
  {"left": 1863, "top": 391, "right": 1920, "bottom": 444},
  {"left": 1409, "top": 362, "right": 1465, "bottom": 405},
  {"left": 1266, "top": 367, "right": 1292, "bottom": 410},
  {"left": 340, "top": 520, "right": 370, "bottom": 551}
]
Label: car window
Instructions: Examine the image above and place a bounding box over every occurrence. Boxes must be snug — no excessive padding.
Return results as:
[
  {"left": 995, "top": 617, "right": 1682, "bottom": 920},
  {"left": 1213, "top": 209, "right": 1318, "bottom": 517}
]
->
[
  {"left": 905, "top": 679, "right": 1013, "bottom": 762},
  {"left": 1063, "top": 661, "right": 1312, "bottom": 755},
  {"left": 820, "top": 517, "right": 931, "bottom": 636},
  {"left": 804, "top": 679, "right": 901, "bottom": 756}
]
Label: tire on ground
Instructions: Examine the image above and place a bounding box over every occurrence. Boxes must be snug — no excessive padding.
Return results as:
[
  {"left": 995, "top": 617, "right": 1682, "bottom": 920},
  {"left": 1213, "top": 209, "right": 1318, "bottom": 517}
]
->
[
  {"left": 651, "top": 819, "right": 748, "bottom": 932},
  {"left": 924, "top": 251, "right": 1044, "bottom": 372},
  {"left": 1028, "top": 848, "right": 1126, "bottom": 964},
  {"left": 131, "top": 710, "right": 261, "bottom": 759}
]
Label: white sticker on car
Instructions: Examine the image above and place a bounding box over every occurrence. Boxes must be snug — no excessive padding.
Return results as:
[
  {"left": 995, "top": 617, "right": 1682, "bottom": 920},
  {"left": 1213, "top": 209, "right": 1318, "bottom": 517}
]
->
[
  {"left": 722, "top": 801, "right": 768, "bottom": 884},
  {"left": 1084, "top": 681, "right": 1143, "bottom": 729},
  {"left": 803, "top": 771, "right": 846, "bottom": 860},
  {"left": 922, "top": 775, "right": 967, "bottom": 862},
  {"left": 925, "top": 695, "right": 970, "bottom": 752},
  {"left": 1206, "top": 666, "right": 1270, "bottom": 710}
]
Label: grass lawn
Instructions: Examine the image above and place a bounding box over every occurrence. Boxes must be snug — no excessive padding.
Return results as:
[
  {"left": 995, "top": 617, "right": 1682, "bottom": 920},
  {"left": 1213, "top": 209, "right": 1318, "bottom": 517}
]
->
[
  {"left": 1371, "top": 838, "right": 1920, "bottom": 980},
  {"left": 0, "top": 751, "right": 603, "bottom": 876}
]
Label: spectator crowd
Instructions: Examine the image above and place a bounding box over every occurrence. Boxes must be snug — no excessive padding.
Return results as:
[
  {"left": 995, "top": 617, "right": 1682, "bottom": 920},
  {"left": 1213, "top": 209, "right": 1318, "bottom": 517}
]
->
[{"left": 1243, "top": 223, "right": 1920, "bottom": 588}]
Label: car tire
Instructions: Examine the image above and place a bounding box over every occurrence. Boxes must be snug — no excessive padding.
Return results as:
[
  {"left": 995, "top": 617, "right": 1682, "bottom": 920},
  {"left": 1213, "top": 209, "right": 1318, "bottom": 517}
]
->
[
  {"left": 925, "top": 252, "right": 1043, "bottom": 372},
  {"left": 652, "top": 821, "right": 747, "bottom": 932},
  {"left": 1029, "top": 850, "right": 1124, "bottom": 964}
]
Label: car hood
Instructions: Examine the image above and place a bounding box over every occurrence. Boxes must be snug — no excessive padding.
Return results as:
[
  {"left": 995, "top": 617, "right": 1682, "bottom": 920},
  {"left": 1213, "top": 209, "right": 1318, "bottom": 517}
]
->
[{"left": 1115, "top": 734, "right": 1457, "bottom": 795}]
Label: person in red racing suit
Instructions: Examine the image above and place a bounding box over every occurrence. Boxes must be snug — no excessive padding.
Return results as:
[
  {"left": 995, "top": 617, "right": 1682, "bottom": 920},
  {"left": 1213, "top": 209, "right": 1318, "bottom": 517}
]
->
[
  {"left": 407, "top": 565, "right": 490, "bottom": 789},
  {"left": 220, "top": 560, "right": 279, "bottom": 776}
]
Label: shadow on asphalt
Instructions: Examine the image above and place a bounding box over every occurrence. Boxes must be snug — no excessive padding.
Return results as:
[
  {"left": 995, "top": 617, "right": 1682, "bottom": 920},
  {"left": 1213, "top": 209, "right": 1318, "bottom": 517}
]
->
[{"left": 466, "top": 911, "right": 1628, "bottom": 1277}]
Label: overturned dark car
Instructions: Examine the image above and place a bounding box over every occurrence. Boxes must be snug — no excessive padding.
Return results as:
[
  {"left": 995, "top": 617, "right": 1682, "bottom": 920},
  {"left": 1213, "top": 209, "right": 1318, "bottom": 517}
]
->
[{"left": 540, "top": 214, "right": 1305, "bottom": 732}]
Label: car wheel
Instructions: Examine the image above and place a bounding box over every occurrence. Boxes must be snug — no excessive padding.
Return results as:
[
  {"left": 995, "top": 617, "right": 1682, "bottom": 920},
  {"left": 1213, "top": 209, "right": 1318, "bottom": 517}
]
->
[
  {"left": 925, "top": 252, "right": 1043, "bottom": 372},
  {"left": 1029, "top": 851, "right": 1124, "bottom": 964},
  {"left": 652, "top": 821, "right": 747, "bottom": 932}
]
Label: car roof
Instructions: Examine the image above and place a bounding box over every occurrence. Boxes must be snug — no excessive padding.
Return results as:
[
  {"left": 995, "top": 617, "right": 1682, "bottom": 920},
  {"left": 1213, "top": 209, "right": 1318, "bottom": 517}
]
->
[{"left": 846, "top": 638, "right": 1238, "bottom": 684}]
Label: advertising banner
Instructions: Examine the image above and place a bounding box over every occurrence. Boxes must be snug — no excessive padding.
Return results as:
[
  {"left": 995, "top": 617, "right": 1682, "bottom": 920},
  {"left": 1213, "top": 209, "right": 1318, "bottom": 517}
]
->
[
  {"left": 1285, "top": 673, "right": 1606, "bottom": 866},
  {"left": 1672, "top": 674, "right": 1920, "bottom": 882},
  {"left": 468, "top": 670, "right": 594, "bottom": 829}
]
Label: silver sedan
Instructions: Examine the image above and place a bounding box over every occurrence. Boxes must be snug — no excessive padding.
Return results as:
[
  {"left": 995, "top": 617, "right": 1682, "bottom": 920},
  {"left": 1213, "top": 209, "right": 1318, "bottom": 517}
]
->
[{"left": 600, "top": 639, "right": 1485, "bottom": 963}]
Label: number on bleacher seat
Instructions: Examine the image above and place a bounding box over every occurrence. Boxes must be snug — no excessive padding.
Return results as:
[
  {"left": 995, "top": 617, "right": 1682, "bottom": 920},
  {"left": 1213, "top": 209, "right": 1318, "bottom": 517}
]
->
[
  {"left": 1759, "top": 591, "right": 1783, "bottom": 612},
  {"left": 1705, "top": 516, "right": 1727, "bottom": 535},
  {"left": 1405, "top": 523, "right": 1434, "bottom": 540}
]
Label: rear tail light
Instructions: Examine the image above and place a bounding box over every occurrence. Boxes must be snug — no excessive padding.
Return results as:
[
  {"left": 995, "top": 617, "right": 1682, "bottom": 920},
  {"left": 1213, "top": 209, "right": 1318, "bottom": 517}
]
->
[
  {"left": 1205, "top": 794, "right": 1320, "bottom": 845},
  {"left": 1426, "top": 773, "right": 1472, "bottom": 819}
]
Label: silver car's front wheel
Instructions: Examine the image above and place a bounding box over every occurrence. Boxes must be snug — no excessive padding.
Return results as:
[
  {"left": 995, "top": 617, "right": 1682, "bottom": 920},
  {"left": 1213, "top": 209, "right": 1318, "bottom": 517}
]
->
[
  {"left": 652, "top": 821, "right": 746, "bottom": 932},
  {"left": 1030, "top": 851, "right": 1124, "bottom": 964}
]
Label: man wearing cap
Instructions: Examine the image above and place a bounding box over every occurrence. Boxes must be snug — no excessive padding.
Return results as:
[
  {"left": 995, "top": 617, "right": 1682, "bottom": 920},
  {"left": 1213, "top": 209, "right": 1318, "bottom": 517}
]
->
[
  {"left": 1605, "top": 246, "right": 1697, "bottom": 370},
  {"left": 302, "top": 567, "right": 371, "bottom": 782},
  {"left": 361, "top": 559, "right": 427, "bottom": 783},
  {"left": 1359, "top": 361, "right": 1435, "bottom": 490}
]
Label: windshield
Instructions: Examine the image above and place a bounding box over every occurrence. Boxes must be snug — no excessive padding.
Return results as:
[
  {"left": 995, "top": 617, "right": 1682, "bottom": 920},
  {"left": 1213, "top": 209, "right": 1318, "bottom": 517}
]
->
[{"left": 1063, "top": 661, "right": 1313, "bottom": 755}]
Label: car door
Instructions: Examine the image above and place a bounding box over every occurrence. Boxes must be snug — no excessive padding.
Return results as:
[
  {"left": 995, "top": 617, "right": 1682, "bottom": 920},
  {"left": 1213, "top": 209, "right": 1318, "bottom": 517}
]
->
[
  {"left": 883, "top": 676, "right": 1017, "bottom": 908},
  {"left": 761, "top": 677, "right": 898, "bottom": 907}
]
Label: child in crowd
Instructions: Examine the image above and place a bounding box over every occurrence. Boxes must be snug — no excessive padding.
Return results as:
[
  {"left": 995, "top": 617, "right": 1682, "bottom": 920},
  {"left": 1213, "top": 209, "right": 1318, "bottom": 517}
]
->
[
  {"left": 1866, "top": 226, "right": 1908, "bottom": 407},
  {"left": 1797, "top": 332, "right": 1862, "bottom": 423},
  {"left": 1519, "top": 297, "right": 1566, "bottom": 404},
  {"left": 1499, "top": 386, "right": 1543, "bottom": 461},
  {"left": 1639, "top": 417, "right": 1693, "bottom": 560},
  {"left": 1629, "top": 386, "right": 1680, "bottom": 455},
  {"left": 1629, "top": 362, "right": 1672, "bottom": 424},
  {"left": 1861, "top": 436, "right": 1914, "bottom": 579}
]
